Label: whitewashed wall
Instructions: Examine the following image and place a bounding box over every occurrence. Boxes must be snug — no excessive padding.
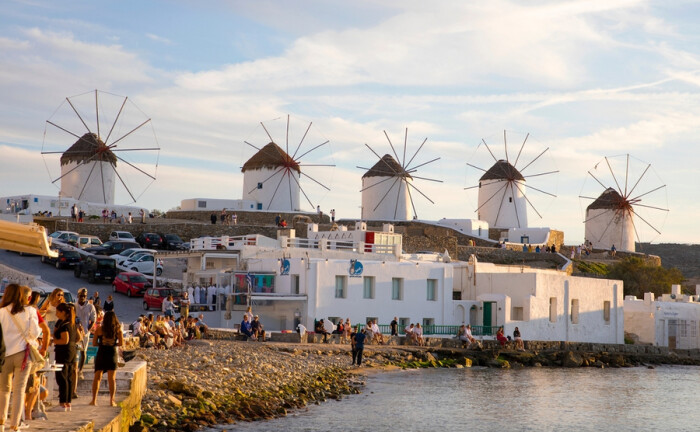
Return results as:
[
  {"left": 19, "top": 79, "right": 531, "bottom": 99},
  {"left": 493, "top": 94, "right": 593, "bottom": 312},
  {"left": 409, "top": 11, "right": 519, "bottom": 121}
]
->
[
  {"left": 478, "top": 179, "right": 528, "bottom": 229},
  {"left": 242, "top": 168, "right": 301, "bottom": 212},
  {"left": 61, "top": 160, "right": 115, "bottom": 204},
  {"left": 585, "top": 208, "right": 635, "bottom": 252},
  {"left": 361, "top": 176, "right": 410, "bottom": 221}
]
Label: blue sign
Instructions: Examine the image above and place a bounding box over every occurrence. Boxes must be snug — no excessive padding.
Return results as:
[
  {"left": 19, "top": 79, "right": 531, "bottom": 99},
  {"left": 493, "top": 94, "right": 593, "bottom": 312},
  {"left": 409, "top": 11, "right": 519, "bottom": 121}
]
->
[
  {"left": 280, "top": 259, "right": 290, "bottom": 276},
  {"left": 349, "top": 259, "right": 363, "bottom": 277}
]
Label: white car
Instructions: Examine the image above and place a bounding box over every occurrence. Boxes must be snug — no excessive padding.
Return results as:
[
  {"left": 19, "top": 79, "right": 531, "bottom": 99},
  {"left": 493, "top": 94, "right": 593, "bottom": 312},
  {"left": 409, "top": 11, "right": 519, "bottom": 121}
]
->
[
  {"left": 110, "top": 248, "right": 156, "bottom": 267},
  {"left": 109, "top": 231, "right": 135, "bottom": 241},
  {"left": 124, "top": 253, "right": 163, "bottom": 276},
  {"left": 48, "top": 231, "right": 79, "bottom": 244}
]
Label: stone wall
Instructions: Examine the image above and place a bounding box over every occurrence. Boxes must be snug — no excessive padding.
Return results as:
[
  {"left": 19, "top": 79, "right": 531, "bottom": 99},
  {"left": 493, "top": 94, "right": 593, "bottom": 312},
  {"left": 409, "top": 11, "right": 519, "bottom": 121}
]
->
[
  {"left": 0, "top": 263, "right": 37, "bottom": 287},
  {"left": 166, "top": 210, "right": 328, "bottom": 225},
  {"left": 457, "top": 246, "right": 568, "bottom": 270}
]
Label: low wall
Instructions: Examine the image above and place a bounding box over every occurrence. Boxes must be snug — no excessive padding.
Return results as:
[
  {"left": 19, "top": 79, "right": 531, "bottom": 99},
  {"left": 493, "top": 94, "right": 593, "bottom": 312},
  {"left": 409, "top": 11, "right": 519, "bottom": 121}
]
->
[
  {"left": 0, "top": 263, "right": 37, "bottom": 287},
  {"left": 457, "top": 246, "right": 568, "bottom": 269}
]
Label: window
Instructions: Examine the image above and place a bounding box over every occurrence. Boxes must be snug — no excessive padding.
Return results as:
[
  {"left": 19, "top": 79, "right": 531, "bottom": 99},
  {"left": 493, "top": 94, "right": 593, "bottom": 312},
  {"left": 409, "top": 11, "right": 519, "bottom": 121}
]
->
[
  {"left": 571, "top": 299, "right": 579, "bottom": 324},
  {"left": 257, "top": 182, "right": 263, "bottom": 189},
  {"left": 392, "top": 278, "right": 403, "bottom": 300},
  {"left": 427, "top": 279, "right": 437, "bottom": 301},
  {"left": 292, "top": 275, "right": 300, "bottom": 294},
  {"left": 603, "top": 301, "right": 611, "bottom": 323},
  {"left": 399, "top": 317, "right": 410, "bottom": 328},
  {"left": 335, "top": 276, "right": 346, "bottom": 298},
  {"left": 512, "top": 307, "right": 524, "bottom": 321},
  {"left": 692, "top": 321, "right": 698, "bottom": 339},
  {"left": 453, "top": 291, "right": 462, "bottom": 300},
  {"left": 549, "top": 297, "right": 557, "bottom": 323},
  {"left": 680, "top": 320, "right": 688, "bottom": 338},
  {"left": 363, "top": 276, "right": 375, "bottom": 299},
  {"left": 197, "top": 200, "right": 206, "bottom": 208}
]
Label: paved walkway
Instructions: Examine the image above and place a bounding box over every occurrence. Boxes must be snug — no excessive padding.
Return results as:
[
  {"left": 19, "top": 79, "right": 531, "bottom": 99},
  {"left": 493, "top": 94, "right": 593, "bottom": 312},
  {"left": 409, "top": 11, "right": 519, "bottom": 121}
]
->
[{"left": 24, "top": 392, "right": 122, "bottom": 431}]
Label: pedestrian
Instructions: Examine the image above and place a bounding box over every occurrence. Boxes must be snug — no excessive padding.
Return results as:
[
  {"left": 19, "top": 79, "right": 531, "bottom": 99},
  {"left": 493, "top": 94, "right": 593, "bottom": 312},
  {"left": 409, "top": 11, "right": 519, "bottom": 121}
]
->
[
  {"left": 103, "top": 295, "right": 114, "bottom": 313},
  {"left": 390, "top": 316, "right": 398, "bottom": 336},
  {"left": 127, "top": 212, "right": 133, "bottom": 224},
  {"left": 330, "top": 209, "right": 335, "bottom": 222},
  {"left": 210, "top": 213, "right": 216, "bottom": 224},
  {"left": 220, "top": 208, "right": 227, "bottom": 225},
  {"left": 90, "top": 311, "right": 123, "bottom": 406},
  {"left": 232, "top": 213, "right": 237, "bottom": 225},
  {"left": 54, "top": 302, "right": 80, "bottom": 412},
  {"left": 180, "top": 292, "right": 190, "bottom": 319},
  {"left": 71, "top": 204, "right": 77, "bottom": 222},
  {"left": 352, "top": 325, "right": 366, "bottom": 366},
  {"left": 139, "top": 209, "right": 146, "bottom": 224},
  {"left": 102, "top": 208, "right": 108, "bottom": 223}
]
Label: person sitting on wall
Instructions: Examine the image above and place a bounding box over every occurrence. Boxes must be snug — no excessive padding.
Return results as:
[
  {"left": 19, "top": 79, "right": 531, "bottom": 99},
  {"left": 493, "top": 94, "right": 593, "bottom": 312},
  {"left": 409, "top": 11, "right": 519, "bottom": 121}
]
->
[
  {"left": 496, "top": 326, "right": 508, "bottom": 347},
  {"left": 251, "top": 315, "right": 265, "bottom": 341},
  {"left": 459, "top": 324, "right": 478, "bottom": 348},
  {"left": 404, "top": 323, "right": 416, "bottom": 345},
  {"left": 280, "top": 219, "right": 288, "bottom": 228},
  {"left": 371, "top": 320, "right": 384, "bottom": 345},
  {"left": 315, "top": 319, "right": 330, "bottom": 343},
  {"left": 513, "top": 326, "right": 525, "bottom": 351},
  {"left": 240, "top": 314, "right": 254, "bottom": 340}
]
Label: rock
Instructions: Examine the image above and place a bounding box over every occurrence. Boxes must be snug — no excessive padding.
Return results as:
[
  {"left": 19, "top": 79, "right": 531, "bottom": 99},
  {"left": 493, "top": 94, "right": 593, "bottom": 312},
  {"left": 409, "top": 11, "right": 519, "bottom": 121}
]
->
[
  {"left": 562, "top": 351, "right": 583, "bottom": 368},
  {"left": 166, "top": 395, "right": 182, "bottom": 407}
]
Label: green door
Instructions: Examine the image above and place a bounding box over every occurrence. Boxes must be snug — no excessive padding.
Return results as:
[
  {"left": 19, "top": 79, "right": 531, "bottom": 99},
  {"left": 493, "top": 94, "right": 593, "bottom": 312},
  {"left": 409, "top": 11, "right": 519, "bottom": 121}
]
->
[{"left": 483, "top": 302, "right": 493, "bottom": 328}]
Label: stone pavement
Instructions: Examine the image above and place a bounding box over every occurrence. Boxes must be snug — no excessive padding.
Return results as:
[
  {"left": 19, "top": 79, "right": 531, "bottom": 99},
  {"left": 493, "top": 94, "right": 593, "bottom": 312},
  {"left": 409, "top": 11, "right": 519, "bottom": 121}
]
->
[{"left": 27, "top": 393, "right": 122, "bottom": 432}]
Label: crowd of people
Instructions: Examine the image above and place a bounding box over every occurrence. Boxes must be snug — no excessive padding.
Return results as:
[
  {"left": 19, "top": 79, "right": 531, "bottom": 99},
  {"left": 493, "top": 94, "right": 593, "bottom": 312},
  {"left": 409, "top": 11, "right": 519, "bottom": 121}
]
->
[
  {"left": 131, "top": 312, "right": 209, "bottom": 349},
  {"left": 0, "top": 285, "right": 124, "bottom": 431}
]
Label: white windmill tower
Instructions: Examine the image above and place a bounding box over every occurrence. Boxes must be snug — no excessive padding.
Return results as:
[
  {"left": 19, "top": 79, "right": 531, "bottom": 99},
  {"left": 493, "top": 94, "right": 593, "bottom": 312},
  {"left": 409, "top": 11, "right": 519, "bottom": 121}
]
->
[
  {"left": 242, "top": 115, "right": 334, "bottom": 212},
  {"left": 42, "top": 90, "right": 160, "bottom": 205},
  {"left": 465, "top": 131, "right": 557, "bottom": 229},
  {"left": 359, "top": 128, "right": 442, "bottom": 220},
  {"left": 580, "top": 154, "right": 668, "bottom": 252}
]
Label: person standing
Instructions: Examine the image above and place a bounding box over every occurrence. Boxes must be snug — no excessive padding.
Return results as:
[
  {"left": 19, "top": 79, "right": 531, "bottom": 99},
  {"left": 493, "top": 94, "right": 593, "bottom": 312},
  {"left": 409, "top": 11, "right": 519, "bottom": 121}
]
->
[
  {"left": 352, "top": 326, "right": 366, "bottom": 366},
  {"left": 102, "top": 295, "right": 114, "bottom": 313},
  {"left": 330, "top": 209, "right": 335, "bottom": 222},
  {"left": 75, "top": 288, "right": 96, "bottom": 387},
  {"left": 92, "top": 291, "right": 102, "bottom": 315},
  {"left": 220, "top": 209, "right": 227, "bottom": 225},
  {"left": 162, "top": 295, "right": 175, "bottom": 319},
  {"left": 71, "top": 204, "right": 77, "bottom": 222},
  {"left": 210, "top": 213, "right": 216, "bottom": 224},
  {"left": 53, "top": 303, "right": 80, "bottom": 412},
  {"left": 179, "top": 292, "right": 191, "bottom": 319},
  {"left": 390, "top": 317, "right": 398, "bottom": 337},
  {"left": 127, "top": 212, "right": 133, "bottom": 224},
  {"left": 102, "top": 208, "right": 108, "bottom": 223},
  {"left": 90, "top": 311, "right": 123, "bottom": 407},
  {"left": 139, "top": 209, "right": 146, "bottom": 224},
  {"left": 0, "top": 284, "right": 41, "bottom": 431},
  {"left": 232, "top": 213, "right": 237, "bottom": 225}
]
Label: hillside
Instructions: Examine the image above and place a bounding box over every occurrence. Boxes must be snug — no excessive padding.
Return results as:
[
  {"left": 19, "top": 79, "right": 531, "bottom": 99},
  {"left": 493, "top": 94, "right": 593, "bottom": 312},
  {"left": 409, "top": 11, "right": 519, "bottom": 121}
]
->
[{"left": 637, "top": 243, "right": 700, "bottom": 280}]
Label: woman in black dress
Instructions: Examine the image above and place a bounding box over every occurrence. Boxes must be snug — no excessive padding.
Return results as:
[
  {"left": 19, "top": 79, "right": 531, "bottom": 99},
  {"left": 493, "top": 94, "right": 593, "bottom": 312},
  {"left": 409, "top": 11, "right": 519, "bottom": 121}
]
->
[
  {"left": 53, "top": 302, "right": 79, "bottom": 411},
  {"left": 90, "top": 311, "right": 123, "bottom": 406}
]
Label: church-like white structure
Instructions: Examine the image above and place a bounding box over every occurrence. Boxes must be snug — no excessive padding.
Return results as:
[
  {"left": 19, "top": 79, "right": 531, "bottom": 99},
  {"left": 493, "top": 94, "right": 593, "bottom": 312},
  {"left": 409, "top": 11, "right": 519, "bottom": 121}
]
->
[
  {"left": 242, "top": 142, "right": 301, "bottom": 212},
  {"left": 361, "top": 154, "right": 411, "bottom": 220},
  {"left": 477, "top": 160, "right": 528, "bottom": 229},
  {"left": 585, "top": 187, "right": 635, "bottom": 252},
  {"left": 60, "top": 133, "right": 116, "bottom": 204}
]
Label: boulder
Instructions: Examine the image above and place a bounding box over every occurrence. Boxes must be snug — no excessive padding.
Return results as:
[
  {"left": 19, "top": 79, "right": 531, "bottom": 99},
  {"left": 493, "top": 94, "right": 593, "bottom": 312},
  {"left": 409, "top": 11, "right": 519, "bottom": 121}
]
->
[{"left": 562, "top": 351, "right": 583, "bottom": 368}]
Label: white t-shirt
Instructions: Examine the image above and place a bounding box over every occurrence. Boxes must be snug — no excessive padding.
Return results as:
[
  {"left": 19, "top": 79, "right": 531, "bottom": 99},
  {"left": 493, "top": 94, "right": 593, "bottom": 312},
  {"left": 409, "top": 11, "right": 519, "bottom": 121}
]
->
[
  {"left": 0, "top": 306, "right": 41, "bottom": 356},
  {"left": 297, "top": 324, "right": 307, "bottom": 335}
]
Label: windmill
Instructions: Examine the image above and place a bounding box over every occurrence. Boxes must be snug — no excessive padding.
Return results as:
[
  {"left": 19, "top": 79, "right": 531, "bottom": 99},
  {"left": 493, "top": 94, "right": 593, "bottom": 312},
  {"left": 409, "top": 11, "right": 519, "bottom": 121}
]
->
[
  {"left": 579, "top": 154, "right": 668, "bottom": 252},
  {"left": 41, "top": 90, "right": 160, "bottom": 205},
  {"left": 241, "top": 115, "right": 334, "bottom": 212},
  {"left": 464, "top": 130, "right": 558, "bottom": 229},
  {"left": 358, "top": 128, "right": 442, "bottom": 220}
]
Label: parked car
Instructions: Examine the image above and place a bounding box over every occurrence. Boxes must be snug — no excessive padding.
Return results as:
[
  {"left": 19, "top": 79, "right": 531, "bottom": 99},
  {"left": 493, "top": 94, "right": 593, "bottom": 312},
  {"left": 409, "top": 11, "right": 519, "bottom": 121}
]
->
[
  {"left": 41, "top": 247, "right": 82, "bottom": 269},
  {"left": 142, "top": 287, "right": 180, "bottom": 311},
  {"left": 158, "top": 233, "right": 184, "bottom": 250},
  {"left": 136, "top": 232, "right": 163, "bottom": 249},
  {"left": 124, "top": 253, "right": 163, "bottom": 276},
  {"left": 110, "top": 248, "right": 156, "bottom": 267},
  {"left": 68, "top": 234, "right": 102, "bottom": 249},
  {"left": 109, "top": 231, "right": 135, "bottom": 241},
  {"left": 74, "top": 255, "right": 117, "bottom": 284},
  {"left": 112, "top": 271, "right": 152, "bottom": 297},
  {"left": 0, "top": 286, "right": 74, "bottom": 305},
  {"left": 48, "top": 231, "right": 79, "bottom": 242},
  {"left": 85, "top": 240, "right": 140, "bottom": 256}
]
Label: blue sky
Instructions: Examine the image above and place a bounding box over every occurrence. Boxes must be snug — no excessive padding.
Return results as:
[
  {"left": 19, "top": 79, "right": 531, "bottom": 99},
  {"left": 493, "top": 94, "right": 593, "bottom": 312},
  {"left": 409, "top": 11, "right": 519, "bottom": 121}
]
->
[{"left": 1, "top": 0, "right": 699, "bottom": 245}]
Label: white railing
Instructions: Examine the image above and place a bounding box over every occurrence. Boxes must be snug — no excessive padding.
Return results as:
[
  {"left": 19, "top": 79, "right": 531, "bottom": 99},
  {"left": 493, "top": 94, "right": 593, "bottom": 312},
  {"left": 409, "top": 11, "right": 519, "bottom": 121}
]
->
[{"left": 190, "top": 235, "right": 258, "bottom": 251}]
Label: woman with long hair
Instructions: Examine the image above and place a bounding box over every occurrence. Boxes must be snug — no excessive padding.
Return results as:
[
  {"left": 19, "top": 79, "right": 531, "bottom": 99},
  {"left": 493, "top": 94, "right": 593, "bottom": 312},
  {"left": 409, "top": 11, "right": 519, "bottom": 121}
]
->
[
  {"left": 24, "top": 291, "right": 50, "bottom": 421},
  {"left": 53, "top": 303, "right": 79, "bottom": 411},
  {"left": 39, "top": 288, "right": 65, "bottom": 328},
  {"left": 0, "top": 284, "right": 41, "bottom": 431},
  {"left": 90, "top": 311, "right": 123, "bottom": 406}
]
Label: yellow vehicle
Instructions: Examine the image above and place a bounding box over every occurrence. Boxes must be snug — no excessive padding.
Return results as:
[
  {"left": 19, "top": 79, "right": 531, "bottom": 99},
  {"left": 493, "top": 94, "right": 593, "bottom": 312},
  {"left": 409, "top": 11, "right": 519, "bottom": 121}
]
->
[{"left": 0, "top": 219, "right": 58, "bottom": 258}]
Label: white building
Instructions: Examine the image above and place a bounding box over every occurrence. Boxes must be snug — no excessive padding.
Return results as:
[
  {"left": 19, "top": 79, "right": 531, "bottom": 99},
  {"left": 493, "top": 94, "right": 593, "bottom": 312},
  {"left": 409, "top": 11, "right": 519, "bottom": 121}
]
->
[
  {"left": 624, "top": 285, "right": 700, "bottom": 349},
  {"left": 184, "top": 224, "right": 623, "bottom": 344},
  {"left": 585, "top": 188, "right": 635, "bottom": 252},
  {"left": 179, "top": 198, "right": 257, "bottom": 212},
  {"left": 0, "top": 194, "right": 145, "bottom": 220},
  {"left": 60, "top": 133, "right": 117, "bottom": 205},
  {"left": 477, "top": 160, "right": 529, "bottom": 229},
  {"left": 241, "top": 142, "right": 301, "bottom": 212},
  {"left": 436, "top": 218, "right": 490, "bottom": 239},
  {"left": 361, "top": 155, "right": 411, "bottom": 220}
]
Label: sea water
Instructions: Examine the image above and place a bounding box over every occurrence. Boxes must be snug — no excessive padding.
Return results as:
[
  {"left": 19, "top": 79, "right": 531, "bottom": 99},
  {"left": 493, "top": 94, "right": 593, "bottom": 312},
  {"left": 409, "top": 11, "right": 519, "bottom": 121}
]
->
[{"left": 206, "top": 366, "right": 700, "bottom": 431}]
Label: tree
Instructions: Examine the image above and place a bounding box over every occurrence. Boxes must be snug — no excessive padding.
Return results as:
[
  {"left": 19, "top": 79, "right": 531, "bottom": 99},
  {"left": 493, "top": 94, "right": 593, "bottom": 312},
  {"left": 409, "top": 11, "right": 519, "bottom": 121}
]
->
[{"left": 608, "top": 256, "right": 684, "bottom": 298}]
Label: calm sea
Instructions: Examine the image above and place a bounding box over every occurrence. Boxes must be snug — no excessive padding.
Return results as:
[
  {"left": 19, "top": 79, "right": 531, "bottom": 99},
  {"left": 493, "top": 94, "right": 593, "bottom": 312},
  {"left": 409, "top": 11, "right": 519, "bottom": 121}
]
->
[{"left": 207, "top": 366, "right": 700, "bottom": 431}]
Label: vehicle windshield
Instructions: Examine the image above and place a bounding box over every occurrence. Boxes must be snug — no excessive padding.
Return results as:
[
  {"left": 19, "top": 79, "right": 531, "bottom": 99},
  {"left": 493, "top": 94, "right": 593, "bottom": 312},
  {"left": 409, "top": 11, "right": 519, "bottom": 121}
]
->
[
  {"left": 62, "top": 251, "right": 81, "bottom": 258},
  {"left": 100, "top": 242, "right": 113, "bottom": 248},
  {"left": 166, "top": 234, "right": 182, "bottom": 241},
  {"left": 120, "top": 248, "right": 138, "bottom": 257},
  {"left": 98, "top": 259, "right": 116, "bottom": 268},
  {"left": 131, "top": 275, "right": 149, "bottom": 283}
]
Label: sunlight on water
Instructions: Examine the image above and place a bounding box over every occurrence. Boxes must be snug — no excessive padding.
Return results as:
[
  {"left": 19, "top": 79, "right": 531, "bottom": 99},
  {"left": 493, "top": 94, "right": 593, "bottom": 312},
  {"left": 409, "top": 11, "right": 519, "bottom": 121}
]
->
[{"left": 207, "top": 366, "right": 700, "bottom": 432}]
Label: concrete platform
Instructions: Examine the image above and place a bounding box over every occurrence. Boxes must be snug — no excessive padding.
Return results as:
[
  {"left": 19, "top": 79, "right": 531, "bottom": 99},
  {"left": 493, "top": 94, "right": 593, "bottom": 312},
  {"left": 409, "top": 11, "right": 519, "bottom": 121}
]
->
[{"left": 24, "top": 359, "right": 147, "bottom": 432}]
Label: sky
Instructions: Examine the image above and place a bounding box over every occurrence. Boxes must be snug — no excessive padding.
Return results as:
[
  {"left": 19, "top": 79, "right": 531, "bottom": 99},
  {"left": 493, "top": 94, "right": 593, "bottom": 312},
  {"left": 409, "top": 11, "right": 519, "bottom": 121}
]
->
[{"left": 1, "top": 0, "right": 699, "bottom": 245}]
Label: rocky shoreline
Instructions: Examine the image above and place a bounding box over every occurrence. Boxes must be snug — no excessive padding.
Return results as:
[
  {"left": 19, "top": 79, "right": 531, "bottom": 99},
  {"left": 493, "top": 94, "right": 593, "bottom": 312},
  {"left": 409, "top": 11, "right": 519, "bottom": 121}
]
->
[{"left": 129, "top": 340, "right": 700, "bottom": 431}]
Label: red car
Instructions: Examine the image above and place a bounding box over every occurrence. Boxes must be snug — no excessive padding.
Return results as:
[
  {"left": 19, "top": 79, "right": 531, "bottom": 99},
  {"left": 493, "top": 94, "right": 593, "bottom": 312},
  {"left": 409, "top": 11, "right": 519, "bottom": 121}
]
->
[
  {"left": 142, "top": 287, "right": 180, "bottom": 311},
  {"left": 112, "top": 272, "right": 152, "bottom": 297}
]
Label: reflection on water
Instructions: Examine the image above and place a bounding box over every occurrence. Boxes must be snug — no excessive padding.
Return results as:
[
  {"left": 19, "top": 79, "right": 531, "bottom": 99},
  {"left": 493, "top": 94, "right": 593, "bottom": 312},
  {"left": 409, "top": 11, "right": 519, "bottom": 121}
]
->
[{"left": 207, "top": 366, "right": 700, "bottom": 432}]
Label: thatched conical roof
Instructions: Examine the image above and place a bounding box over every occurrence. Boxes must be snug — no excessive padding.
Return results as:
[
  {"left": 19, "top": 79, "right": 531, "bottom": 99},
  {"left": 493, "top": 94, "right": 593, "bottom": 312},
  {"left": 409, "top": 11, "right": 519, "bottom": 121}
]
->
[
  {"left": 587, "top": 187, "right": 629, "bottom": 210},
  {"left": 60, "top": 133, "right": 117, "bottom": 166},
  {"left": 479, "top": 160, "right": 524, "bottom": 181},
  {"left": 242, "top": 142, "right": 300, "bottom": 174},
  {"left": 362, "top": 154, "right": 410, "bottom": 179}
]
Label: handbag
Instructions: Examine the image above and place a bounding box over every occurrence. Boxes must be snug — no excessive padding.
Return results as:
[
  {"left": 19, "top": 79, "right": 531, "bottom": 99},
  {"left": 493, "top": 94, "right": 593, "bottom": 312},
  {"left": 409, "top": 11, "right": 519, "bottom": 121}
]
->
[{"left": 9, "top": 309, "right": 46, "bottom": 370}]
